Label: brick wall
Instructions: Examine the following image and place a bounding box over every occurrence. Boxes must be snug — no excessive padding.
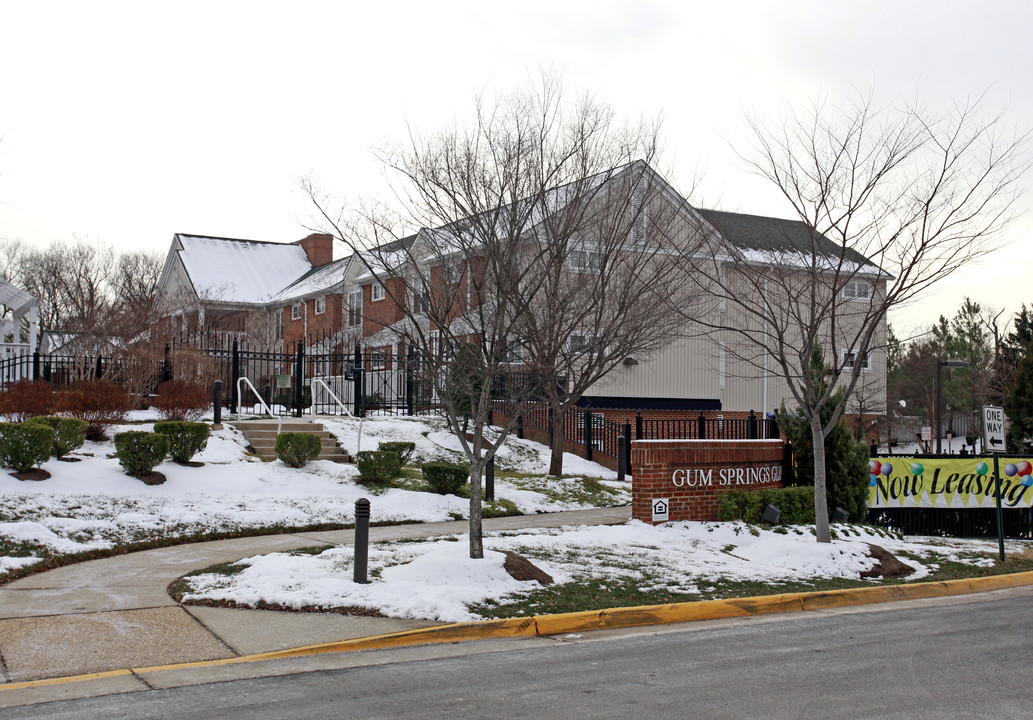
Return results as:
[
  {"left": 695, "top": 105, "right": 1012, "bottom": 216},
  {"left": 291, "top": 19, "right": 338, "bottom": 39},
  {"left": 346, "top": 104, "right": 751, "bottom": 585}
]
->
[{"left": 632, "top": 439, "right": 785, "bottom": 524}]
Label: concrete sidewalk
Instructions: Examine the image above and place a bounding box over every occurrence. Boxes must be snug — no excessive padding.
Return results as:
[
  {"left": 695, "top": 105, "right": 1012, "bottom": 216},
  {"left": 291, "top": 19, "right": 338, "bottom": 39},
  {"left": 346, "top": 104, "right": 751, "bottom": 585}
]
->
[{"left": 0, "top": 507, "right": 631, "bottom": 688}]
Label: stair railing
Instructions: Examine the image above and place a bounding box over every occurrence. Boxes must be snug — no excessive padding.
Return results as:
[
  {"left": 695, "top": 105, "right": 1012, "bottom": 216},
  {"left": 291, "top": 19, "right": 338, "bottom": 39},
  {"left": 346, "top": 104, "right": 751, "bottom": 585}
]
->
[{"left": 310, "top": 377, "right": 364, "bottom": 455}]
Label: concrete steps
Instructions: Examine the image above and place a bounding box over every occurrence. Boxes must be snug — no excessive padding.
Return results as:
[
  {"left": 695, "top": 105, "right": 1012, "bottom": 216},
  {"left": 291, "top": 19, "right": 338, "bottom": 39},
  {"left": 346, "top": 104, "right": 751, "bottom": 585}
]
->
[{"left": 232, "top": 419, "right": 352, "bottom": 463}]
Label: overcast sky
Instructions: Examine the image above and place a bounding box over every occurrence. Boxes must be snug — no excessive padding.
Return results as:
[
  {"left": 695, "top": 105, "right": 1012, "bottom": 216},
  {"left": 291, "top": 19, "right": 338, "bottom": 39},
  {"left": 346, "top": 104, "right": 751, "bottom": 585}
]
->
[{"left": 1, "top": 0, "right": 1030, "bottom": 339}]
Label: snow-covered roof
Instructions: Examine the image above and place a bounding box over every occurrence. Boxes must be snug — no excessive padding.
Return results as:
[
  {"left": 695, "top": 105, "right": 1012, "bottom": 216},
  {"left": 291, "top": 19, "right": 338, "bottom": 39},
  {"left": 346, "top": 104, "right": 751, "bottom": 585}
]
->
[
  {"left": 175, "top": 234, "right": 314, "bottom": 305},
  {"left": 271, "top": 256, "right": 354, "bottom": 302}
]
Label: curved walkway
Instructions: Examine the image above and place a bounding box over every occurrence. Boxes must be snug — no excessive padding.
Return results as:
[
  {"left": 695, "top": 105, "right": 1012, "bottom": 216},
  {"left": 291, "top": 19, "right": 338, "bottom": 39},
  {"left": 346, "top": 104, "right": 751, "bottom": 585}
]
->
[{"left": 0, "top": 508, "right": 630, "bottom": 689}]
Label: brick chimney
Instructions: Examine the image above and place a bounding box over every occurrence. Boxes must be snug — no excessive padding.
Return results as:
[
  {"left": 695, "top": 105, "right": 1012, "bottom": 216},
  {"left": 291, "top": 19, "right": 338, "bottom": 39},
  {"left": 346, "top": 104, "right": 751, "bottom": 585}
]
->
[{"left": 297, "top": 233, "right": 333, "bottom": 267}]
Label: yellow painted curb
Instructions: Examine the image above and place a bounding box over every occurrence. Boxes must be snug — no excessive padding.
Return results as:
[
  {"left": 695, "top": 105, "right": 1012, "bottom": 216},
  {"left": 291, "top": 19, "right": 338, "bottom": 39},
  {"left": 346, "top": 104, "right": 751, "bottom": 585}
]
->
[{"left": 5, "top": 571, "right": 1033, "bottom": 693}]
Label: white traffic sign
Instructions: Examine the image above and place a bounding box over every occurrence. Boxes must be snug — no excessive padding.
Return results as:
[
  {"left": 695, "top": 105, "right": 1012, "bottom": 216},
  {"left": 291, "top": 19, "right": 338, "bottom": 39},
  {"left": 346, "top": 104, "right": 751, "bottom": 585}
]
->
[{"left": 983, "top": 406, "right": 1007, "bottom": 453}]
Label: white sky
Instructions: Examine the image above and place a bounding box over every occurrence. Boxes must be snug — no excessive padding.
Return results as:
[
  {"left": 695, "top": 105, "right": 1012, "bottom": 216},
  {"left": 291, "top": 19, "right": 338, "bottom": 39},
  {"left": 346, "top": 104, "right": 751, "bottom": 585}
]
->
[{"left": 1, "top": 0, "right": 1030, "bottom": 339}]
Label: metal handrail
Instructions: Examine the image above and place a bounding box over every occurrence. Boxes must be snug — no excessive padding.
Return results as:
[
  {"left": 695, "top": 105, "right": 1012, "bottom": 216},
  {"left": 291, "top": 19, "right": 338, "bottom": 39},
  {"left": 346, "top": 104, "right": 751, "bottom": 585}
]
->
[
  {"left": 236, "top": 376, "right": 282, "bottom": 435},
  {"left": 310, "top": 377, "right": 364, "bottom": 455}
]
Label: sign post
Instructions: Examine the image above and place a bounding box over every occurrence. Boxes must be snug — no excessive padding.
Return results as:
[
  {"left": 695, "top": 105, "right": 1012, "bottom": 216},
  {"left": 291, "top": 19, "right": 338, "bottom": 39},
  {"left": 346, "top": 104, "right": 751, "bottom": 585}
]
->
[{"left": 983, "top": 405, "right": 1007, "bottom": 561}]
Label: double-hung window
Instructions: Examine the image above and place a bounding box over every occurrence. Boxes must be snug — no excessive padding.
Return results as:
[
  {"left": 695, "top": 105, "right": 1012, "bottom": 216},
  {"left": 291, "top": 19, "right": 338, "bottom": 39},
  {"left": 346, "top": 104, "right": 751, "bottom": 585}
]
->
[
  {"left": 314, "top": 296, "right": 326, "bottom": 315},
  {"left": 347, "top": 291, "right": 362, "bottom": 328},
  {"left": 842, "top": 350, "right": 871, "bottom": 372},
  {"left": 568, "top": 242, "right": 605, "bottom": 273},
  {"left": 371, "top": 282, "right": 385, "bottom": 302},
  {"left": 843, "top": 281, "right": 871, "bottom": 301},
  {"left": 291, "top": 302, "right": 303, "bottom": 320}
]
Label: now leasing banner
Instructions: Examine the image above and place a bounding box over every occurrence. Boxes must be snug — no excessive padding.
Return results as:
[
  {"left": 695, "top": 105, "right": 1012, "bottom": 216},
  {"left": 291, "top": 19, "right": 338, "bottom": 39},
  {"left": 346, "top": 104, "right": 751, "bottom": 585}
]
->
[{"left": 868, "top": 457, "right": 1033, "bottom": 510}]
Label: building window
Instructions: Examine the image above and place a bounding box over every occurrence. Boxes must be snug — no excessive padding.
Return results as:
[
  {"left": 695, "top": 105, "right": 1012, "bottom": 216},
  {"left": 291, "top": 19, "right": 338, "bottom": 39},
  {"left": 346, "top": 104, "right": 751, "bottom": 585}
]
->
[
  {"left": 347, "top": 291, "right": 362, "bottom": 328},
  {"left": 410, "top": 286, "right": 429, "bottom": 315},
  {"left": 719, "top": 342, "right": 726, "bottom": 390},
  {"left": 568, "top": 244, "right": 605, "bottom": 273},
  {"left": 842, "top": 350, "right": 871, "bottom": 372},
  {"left": 274, "top": 310, "right": 283, "bottom": 341},
  {"left": 314, "top": 296, "right": 326, "bottom": 315},
  {"left": 370, "top": 349, "right": 387, "bottom": 370},
  {"left": 843, "top": 281, "right": 871, "bottom": 301},
  {"left": 371, "top": 283, "right": 385, "bottom": 302},
  {"left": 568, "top": 334, "right": 602, "bottom": 355},
  {"left": 501, "top": 339, "right": 523, "bottom": 364},
  {"left": 291, "top": 302, "right": 302, "bottom": 320}
]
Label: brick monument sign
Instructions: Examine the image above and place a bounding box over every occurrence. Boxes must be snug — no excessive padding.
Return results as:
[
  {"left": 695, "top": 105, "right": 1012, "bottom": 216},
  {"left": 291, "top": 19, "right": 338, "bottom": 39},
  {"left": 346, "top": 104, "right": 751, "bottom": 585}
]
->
[{"left": 632, "top": 439, "right": 786, "bottom": 524}]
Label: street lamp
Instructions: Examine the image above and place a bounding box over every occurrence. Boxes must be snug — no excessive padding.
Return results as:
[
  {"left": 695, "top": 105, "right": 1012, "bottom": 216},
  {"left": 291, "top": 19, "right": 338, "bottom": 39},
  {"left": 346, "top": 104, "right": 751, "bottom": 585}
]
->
[{"left": 936, "top": 359, "right": 968, "bottom": 454}]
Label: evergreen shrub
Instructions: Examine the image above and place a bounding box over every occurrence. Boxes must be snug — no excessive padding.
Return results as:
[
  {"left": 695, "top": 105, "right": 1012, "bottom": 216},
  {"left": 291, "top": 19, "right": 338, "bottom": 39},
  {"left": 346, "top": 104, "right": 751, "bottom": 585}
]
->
[
  {"left": 356, "top": 450, "right": 402, "bottom": 483},
  {"left": 378, "top": 441, "right": 415, "bottom": 465},
  {"left": 114, "top": 431, "right": 169, "bottom": 475},
  {"left": 275, "top": 432, "right": 322, "bottom": 468},
  {"left": 422, "top": 462, "right": 469, "bottom": 495},
  {"left": 26, "top": 416, "right": 88, "bottom": 458},
  {"left": 153, "top": 421, "right": 211, "bottom": 463},
  {"left": 0, "top": 422, "right": 55, "bottom": 473},
  {"left": 718, "top": 486, "right": 816, "bottom": 525}
]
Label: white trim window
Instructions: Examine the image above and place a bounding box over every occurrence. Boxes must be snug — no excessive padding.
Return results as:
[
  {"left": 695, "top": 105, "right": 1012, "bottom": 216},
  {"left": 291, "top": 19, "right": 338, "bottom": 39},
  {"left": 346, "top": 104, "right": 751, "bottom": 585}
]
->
[
  {"left": 314, "top": 296, "right": 326, "bottom": 315},
  {"left": 501, "top": 340, "right": 523, "bottom": 364},
  {"left": 371, "top": 282, "right": 386, "bottom": 302},
  {"left": 842, "top": 350, "right": 871, "bottom": 372},
  {"left": 291, "top": 302, "right": 303, "bottom": 320},
  {"left": 273, "top": 309, "right": 283, "bottom": 341},
  {"left": 843, "top": 280, "right": 872, "bottom": 301},
  {"left": 370, "top": 349, "right": 387, "bottom": 370},
  {"left": 347, "top": 290, "right": 362, "bottom": 328},
  {"left": 410, "top": 287, "right": 430, "bottom": 315},
  {"left": 568, "top": 243, "right": 605, "bottom": 273}
]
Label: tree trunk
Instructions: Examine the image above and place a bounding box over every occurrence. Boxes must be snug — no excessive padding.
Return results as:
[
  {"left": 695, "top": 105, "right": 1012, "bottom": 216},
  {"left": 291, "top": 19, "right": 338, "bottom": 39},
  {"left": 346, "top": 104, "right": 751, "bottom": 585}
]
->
[
  {"left": 548, "top": 404, "right": 565, "bottom": 476},
  {"left": 810, "top": 413, "right": 831, "bottom": 543},
  {"left": 468, "top": 456, "right": 484, "bottom": 558}
]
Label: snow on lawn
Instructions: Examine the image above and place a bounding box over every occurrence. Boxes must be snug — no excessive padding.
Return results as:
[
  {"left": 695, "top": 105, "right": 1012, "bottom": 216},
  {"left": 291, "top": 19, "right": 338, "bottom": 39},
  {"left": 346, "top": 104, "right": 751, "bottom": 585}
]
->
[
  {"left": 180, "top": 520, "right": 1011, "bottom": 623},
  {"left": 0, "top": 412, "right": 627, "bottom": 579}
]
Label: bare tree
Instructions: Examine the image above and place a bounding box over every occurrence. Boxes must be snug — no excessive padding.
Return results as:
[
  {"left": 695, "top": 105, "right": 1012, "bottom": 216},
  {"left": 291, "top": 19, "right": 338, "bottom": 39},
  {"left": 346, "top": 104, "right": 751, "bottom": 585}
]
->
[
  {"left": 110, "top": 250, "right": 163, "bottom": 341},
  {"left": 305, "top": 76, "right": 678, "bottom": 557},
  {"left": 511, "top": 161, "right": 707, "bottom": 474},
  {"left": 685, "top": 90, "right": 1029, "bottom": 542}
]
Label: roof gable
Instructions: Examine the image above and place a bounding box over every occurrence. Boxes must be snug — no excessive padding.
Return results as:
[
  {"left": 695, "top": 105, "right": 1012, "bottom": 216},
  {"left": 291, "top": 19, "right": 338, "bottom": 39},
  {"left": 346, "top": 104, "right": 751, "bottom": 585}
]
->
[{"left": 175, "top": 234, "right": 314, "bottom": 305}]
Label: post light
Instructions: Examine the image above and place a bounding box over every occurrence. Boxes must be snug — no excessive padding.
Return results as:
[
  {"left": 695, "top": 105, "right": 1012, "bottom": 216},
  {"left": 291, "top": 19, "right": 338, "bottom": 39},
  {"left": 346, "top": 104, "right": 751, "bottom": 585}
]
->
[{"left": 936, "top": 359, "right": 968, "bottom": 454}]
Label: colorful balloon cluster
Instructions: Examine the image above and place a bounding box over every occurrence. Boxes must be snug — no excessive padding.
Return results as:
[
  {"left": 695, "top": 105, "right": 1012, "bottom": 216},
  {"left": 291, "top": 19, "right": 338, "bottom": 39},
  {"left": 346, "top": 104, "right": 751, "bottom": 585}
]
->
[
  {"left": 1004, "top": 460, "right": 1033, "bottom": 487},
  {"left": 869, "top": 459, "right": 892, "bottom": 487}
]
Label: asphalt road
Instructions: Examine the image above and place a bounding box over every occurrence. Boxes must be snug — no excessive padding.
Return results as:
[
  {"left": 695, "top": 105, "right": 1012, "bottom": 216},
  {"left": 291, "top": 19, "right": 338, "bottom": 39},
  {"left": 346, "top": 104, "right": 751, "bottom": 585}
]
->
[{"left": 6, "top": 588, "right": 1032, "bottom": 719}]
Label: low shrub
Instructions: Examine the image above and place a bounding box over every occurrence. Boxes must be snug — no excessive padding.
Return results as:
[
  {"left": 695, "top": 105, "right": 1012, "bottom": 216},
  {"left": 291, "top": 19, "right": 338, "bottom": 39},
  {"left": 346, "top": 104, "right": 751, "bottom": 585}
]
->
[
  {"left": 26, "top": 416, "right": 88, "bottom": 458},
  {"left": 275, "top": 432, "right": 322, "bottom": 468},
  {"left": 356, "top": 450, "right": 402, "bottom": 483},
  {"left": 718, "top": 486, "right": 816, "bottom": 525},
  {"left": 378, "top": 441, "right": 415, "bottom": 465},
  {"left": 152, "top": 380, "right": 210, "bottom": 422},
  {"left": 57, "top": 380, "right": 132, "bottom": 440},
  {"left": 153, "top": 421, "right": 211, "bottom": 463},
  {"left": 114, "top": 431, "right": 169, "bottom": 475},
  {"left": 422, "top": 462, "right": 469, "bottom": 495},
  {"left": 0, "top": 422, "right": 55, "bottom": 473},
  {"left": 0, "top": 380, "right": 57, "bottom": 422}
]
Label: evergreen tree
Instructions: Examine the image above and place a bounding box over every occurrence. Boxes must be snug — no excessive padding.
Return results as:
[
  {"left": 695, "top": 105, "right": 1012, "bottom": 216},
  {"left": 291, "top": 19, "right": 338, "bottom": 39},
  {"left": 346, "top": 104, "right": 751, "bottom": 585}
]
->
[
  {"left": 1005, "top": 336, "right": 1033, "bottom": 453},
  {"left": 777, "top": 348, "right": 871, "bottom": 521}
]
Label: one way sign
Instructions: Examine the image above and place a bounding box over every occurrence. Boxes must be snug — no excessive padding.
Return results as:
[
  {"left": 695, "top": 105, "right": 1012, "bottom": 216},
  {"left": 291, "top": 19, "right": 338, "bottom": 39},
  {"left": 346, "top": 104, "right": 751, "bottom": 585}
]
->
[{"left": 983, "top": 405, "right": 1007, "bottom": 453}]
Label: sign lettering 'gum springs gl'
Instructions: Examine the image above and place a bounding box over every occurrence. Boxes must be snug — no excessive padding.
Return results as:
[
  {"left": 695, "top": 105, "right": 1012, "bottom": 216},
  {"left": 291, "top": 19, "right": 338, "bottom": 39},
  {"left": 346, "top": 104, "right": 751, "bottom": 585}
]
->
[{"left": 672, "top": 465, "right": 783, "bottom": 488}]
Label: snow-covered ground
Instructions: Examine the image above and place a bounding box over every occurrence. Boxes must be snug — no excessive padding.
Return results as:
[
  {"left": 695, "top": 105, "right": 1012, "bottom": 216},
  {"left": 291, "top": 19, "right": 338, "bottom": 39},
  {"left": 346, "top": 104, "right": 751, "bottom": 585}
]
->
[
  {"left": 180, "top": 520, "right": 1012, "bottom": 623},
  {"left": 0, "top": 412, "right": 624, "bottom": 577}
]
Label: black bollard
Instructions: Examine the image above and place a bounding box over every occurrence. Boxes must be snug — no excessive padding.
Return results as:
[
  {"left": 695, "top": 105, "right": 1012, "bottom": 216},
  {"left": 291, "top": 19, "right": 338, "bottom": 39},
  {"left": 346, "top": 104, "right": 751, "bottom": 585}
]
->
[
  {"left": 212, "top": 380, "right": 222, "bottom": 425},
  {"left": 485, "top": 457, "right": 495, "bottom": 502},
  {"left": 354, "top": 498, "right": 371, "bottom": 584}
]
